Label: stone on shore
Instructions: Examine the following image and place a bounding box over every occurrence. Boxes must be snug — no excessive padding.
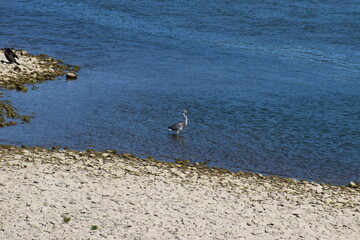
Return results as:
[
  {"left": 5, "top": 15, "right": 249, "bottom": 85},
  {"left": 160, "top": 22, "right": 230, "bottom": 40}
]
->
[
  {"left": 66, "top": 72, "right": 78, "bottom": 80},
  {"left": 349, "top": 181, "right": 359, "bottom": 188}
]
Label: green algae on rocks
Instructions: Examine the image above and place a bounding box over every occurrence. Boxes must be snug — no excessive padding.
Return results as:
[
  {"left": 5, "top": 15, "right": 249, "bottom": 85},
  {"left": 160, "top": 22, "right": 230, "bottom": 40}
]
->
[
  {"left": 0, "top": 100, "right": 32, "bottom": 127},
  {"left": 0, "top": 49, "right": 80, "bottom": 127}
]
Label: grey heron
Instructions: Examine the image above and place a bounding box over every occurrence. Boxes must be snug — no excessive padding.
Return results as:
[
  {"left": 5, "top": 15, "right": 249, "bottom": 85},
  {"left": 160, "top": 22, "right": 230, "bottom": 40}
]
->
[
  {"left": 168, "top": 110, "right": 188, "bottom": 134},
  {"left": 4, "top": 48, "right": 19, "bottom": 65}
]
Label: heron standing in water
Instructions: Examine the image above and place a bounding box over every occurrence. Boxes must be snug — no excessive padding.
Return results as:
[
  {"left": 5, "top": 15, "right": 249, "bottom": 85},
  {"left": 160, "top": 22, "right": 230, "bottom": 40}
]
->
[
  {"left": 168, "top": 110, "right": 188, "bottom": 134},
  {"left": 4, "top": 48, "right": 19, "bottom": 65}
]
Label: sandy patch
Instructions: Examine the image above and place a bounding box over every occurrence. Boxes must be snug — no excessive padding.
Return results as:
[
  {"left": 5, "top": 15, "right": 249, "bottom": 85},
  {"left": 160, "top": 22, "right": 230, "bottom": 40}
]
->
[{"left": 0, "top": 146, "right": 359, "bottom": 239}]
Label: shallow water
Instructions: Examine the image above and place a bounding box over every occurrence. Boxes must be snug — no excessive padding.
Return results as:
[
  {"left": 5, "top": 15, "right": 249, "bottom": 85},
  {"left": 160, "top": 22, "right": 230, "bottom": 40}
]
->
[{"left": 1, "top": 0, "right": 359, "bottom": 185}]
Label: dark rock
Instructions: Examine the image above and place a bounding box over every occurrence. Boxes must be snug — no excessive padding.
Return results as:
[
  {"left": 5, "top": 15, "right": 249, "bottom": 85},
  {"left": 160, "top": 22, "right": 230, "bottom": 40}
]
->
[{"left": 66, "top": 72, "right": 77, "bottom": 80}]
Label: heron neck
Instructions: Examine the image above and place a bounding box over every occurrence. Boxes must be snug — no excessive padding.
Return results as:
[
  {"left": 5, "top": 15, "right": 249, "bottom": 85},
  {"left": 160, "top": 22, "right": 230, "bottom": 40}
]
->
[{"left": 183, "top": 113, "right": 188, "bottom": 125}]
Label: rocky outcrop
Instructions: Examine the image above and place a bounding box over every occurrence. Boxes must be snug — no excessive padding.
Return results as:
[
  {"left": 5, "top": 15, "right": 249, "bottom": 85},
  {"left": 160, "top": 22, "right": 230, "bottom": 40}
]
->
[{"left": 0, "top": 49, "right": 80, "bottom": 126}]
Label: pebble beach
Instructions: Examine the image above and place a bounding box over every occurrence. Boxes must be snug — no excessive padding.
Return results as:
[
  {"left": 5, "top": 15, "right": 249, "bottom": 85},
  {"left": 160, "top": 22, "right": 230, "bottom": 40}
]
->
[{"left": 0, "top": 145, "right": 359, "bottom": 240}]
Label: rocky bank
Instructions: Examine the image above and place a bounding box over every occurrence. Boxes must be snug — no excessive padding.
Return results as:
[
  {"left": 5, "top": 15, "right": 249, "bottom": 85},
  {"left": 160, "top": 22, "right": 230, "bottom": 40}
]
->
[
  {"left": 0, "top": 48, "right": 79, "bottom": 127},
  {"left": 0, "top": 145, "right": 359, "bottom": 240}
]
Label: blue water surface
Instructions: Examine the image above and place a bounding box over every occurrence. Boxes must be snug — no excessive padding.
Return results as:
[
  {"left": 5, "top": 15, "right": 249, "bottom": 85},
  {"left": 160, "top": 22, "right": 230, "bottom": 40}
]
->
[{"left": 0, "top": 0, "right": 359, "bottom": 185}]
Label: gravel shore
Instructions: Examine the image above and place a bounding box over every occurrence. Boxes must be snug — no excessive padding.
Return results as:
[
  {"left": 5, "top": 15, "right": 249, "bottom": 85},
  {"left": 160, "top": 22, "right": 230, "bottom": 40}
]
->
[
  {"left": 0, "top": 145, "right": 359, "bottom": 239},
  {"left": 0, "top": 49, "right": 79, "bottom": 92}
]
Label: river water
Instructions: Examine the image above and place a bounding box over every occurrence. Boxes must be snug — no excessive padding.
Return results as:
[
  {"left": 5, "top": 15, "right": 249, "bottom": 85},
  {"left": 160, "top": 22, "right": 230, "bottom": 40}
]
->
[{"left": 1, "top": 0, "right": 359, "bottom": 185}]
